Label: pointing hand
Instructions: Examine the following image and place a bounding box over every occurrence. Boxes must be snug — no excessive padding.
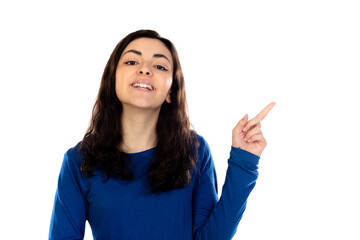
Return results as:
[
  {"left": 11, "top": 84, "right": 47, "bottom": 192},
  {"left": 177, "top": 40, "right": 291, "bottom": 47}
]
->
[{"left": 232, "top": 102, "right": 276, "bottom": 157}]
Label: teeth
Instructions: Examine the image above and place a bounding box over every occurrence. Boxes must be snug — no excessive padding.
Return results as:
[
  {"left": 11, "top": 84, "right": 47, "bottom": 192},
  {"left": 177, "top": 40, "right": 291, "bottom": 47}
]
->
[{"left": 132, "top": 83, "right": 154, "bottom": 91}]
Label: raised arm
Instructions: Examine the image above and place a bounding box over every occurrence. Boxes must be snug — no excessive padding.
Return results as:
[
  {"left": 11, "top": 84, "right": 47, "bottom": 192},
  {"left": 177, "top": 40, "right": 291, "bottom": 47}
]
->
[
  {"left": 193, "top": 102, "right": 275, "bottom": 240},
  {"left": 192, "top": 141, "right": 260, "bottom": 240}
]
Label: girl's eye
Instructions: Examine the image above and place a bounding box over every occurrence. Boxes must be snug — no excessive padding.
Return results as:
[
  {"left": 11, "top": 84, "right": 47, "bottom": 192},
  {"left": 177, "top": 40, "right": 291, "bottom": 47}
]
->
[
  {"left": 155, "top": 65, "right": 168, "bottom": 71},
  {"left": 125, "top": 61, "right": 137, "bottom": 65}
]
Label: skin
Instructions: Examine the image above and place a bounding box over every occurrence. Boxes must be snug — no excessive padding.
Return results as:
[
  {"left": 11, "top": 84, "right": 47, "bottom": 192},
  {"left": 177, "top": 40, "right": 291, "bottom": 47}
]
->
[
  {"left": 115, "top": 38, "right": 173, "bottom": 153},
  {"left": 115, "top": 37, "right": 173, "bottom": 110},
  {"left": 232, "top": 102, "right": 276, "bottom": 156}
]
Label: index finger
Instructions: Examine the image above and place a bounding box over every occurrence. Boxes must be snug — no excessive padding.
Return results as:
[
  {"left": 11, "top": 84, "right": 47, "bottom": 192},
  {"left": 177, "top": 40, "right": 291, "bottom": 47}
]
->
[{"left": 255, "top": 102, "right": 276, "bottom": 121}]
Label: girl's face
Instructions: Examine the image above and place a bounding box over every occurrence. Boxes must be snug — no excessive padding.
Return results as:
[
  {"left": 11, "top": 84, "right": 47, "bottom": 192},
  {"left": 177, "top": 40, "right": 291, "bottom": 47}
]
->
[{"left": 115, "top": 37, "right": 173, "bottom": 111}]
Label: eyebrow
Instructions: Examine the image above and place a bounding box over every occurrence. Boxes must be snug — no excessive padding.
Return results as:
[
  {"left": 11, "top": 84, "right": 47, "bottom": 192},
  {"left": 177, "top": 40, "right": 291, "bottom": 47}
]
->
[{"left": 122, "top": 49, "right": 171, "bottom": 64}]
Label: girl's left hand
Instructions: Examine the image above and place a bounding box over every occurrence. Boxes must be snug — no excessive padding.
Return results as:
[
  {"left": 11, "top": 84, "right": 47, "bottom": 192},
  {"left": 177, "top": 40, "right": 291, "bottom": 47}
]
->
[{"left": 232, "top": 102, "right": 276, "bottom": 157}]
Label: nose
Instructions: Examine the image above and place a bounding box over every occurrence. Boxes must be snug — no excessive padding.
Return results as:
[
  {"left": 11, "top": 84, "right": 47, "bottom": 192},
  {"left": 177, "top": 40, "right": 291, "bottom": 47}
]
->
[
  {"left": 137, "top": 63, "right": 152, "bottom": 76},
  {"left": 139, "top": 70, "right": 151, "bottom": 76}
]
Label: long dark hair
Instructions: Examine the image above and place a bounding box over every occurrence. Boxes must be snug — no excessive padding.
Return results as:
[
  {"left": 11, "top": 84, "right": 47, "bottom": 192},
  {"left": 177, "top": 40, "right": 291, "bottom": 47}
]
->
[{"left": 79, "top": 30, "right": 199, "bottom": 193}]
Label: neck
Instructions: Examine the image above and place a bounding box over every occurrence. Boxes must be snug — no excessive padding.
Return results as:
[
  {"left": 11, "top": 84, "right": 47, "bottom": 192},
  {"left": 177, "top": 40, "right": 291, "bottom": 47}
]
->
[{"left": 120, "top": 105, "right": 160, "bottom": 153}]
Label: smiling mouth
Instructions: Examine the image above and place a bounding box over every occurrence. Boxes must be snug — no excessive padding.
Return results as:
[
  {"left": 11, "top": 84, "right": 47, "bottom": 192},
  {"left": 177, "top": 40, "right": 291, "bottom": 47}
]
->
[{"left": 131, "top": 83, "right": 155, "bottom": 91}]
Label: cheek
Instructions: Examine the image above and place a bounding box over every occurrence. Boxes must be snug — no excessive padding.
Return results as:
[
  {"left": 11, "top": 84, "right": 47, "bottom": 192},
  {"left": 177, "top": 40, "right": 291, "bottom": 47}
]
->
[
  {"left": 114, "top": 76, "right": 121, "bottom": 95},
  {"left": 114, "top": 72, "right": 126, "bottom": 100},
  {"left": 165, "top": 77, "right": 173, "bottom": 90},
  {"left": 115, "top": 71, "right": 128, "bottom": 89}
]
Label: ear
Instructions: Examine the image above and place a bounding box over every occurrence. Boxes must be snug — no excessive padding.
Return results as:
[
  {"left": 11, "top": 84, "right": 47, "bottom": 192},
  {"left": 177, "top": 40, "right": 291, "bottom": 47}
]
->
[{"left": 165, "top": 91, "right": 171, "bottom": 103}]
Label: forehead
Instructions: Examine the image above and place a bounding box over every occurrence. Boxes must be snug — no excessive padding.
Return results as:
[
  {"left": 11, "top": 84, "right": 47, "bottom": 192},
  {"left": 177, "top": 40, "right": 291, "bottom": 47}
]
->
[{"left": 123, "top": 38, "right": 172, "bottom": 61}]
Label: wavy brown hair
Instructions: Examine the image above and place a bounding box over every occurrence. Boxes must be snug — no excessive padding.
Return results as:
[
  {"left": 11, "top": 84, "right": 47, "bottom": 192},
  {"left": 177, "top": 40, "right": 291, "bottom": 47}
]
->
[{"left": 79, "top": 30, "right": 199, "bottom": 193}]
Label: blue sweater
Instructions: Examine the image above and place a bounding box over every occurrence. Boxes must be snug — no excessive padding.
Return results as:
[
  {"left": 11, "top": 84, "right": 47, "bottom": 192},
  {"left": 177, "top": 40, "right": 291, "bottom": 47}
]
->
[{"left": 49, "top": 134, "right": 260, "bottom": 240}]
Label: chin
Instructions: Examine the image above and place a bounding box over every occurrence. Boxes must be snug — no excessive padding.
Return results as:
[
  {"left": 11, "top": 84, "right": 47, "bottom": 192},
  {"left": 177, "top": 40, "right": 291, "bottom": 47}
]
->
[{"left": 126, "top": 102, "right": 161, "bottom": 111}]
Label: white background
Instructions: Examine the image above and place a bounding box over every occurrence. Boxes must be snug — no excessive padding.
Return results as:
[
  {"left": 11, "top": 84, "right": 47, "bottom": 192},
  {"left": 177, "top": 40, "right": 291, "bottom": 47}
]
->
[{"left": 1, "top": 0, "right": 359, "bottom": 239}]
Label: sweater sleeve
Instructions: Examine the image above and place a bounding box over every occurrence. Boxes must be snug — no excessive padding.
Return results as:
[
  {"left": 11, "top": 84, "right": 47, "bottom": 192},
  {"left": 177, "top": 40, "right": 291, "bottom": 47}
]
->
[
  {"left": 49, "top": 148, "right": 89, "bottom": 240},
  {"left": 192, "top": 144, "right": 259, "bottom": 240}
]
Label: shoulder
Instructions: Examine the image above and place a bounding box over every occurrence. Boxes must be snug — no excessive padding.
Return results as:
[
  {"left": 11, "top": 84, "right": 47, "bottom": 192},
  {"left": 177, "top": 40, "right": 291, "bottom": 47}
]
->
[
  {"left": 194, "top": 132, "right": 211, "bottom": 158},
  {"left": 193, "top": 132, "right": 214, "bottom": 170},
  {"left": 57, "top": 141, "right": 92, "bottom": 195},
  {"left": 62, "top": 140, "right": 84, "bottom": 172}
]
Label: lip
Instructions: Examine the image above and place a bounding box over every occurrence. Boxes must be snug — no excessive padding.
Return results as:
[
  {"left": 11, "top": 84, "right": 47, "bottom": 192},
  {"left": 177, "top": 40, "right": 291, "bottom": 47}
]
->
[{"left": 130, "top": 79, "right": 156, "bottom": 90}]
